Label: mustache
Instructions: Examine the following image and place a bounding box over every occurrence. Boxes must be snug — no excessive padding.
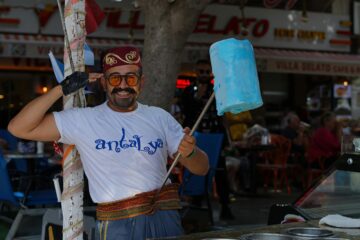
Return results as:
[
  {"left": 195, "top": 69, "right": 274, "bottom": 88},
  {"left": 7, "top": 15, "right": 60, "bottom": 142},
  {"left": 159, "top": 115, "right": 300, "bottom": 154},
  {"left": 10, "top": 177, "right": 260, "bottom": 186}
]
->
[{"left": 111, "top": 88, "right": 136, "bottom": 94}]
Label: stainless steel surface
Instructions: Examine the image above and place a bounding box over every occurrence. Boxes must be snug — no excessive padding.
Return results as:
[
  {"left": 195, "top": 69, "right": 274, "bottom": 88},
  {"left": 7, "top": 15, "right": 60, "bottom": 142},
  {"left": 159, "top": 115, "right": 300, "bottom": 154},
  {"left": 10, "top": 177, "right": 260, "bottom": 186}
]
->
[
  {"left": 4, "top": 153, "right": 51, "bottom": 163},
  {"left": 239, "top": 233, "right": 297, "bottom": 240},
  {"left": 320, "top": 238, "right": 350, "bottom": 240},
  {"left": 285, "top": 227, "right": 334, "bottom": 238},
  {"left": 4, "top": 153, "right": 50, "bottom": 159}
]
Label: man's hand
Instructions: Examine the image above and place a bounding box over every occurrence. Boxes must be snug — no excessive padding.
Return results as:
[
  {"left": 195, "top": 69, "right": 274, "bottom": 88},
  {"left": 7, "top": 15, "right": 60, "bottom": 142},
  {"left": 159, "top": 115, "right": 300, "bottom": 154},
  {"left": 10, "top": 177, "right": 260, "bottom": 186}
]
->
[
  {"left": 60, "top": 71, "right": 88, "bottom": 96},
  {"left": 178, "top": 127, "right": 196, "bottom": 158},
  {"left": 177, "top": 127, "right": 209, "bottom": 176},
  {"left": 60, "top": 72, "right": 103, "bottom": 96},
  {"left": 89, "top": 73, "right": 104, "bottom": 83}
]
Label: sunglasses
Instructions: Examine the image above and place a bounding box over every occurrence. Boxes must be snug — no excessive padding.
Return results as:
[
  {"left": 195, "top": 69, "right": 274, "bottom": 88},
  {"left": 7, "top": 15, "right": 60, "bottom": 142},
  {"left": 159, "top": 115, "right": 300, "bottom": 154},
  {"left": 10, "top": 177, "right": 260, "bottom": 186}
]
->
[{"left": 106, "top": 72, "right": 141, "bottom": 87}]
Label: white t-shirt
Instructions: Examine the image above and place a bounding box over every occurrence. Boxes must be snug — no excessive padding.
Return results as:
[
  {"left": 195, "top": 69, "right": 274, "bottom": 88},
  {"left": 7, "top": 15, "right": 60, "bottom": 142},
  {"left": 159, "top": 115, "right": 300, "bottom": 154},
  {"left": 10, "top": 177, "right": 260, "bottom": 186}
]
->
[{"left": 53, "top": 102, "right": 184, "bottom": 203}]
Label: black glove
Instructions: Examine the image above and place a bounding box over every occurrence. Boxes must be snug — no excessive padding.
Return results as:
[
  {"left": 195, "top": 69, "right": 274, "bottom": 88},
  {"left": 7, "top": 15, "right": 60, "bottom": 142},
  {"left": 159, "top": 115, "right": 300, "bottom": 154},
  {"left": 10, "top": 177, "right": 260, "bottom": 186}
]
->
[{"left": 60, "top": 71, "right": 89, "bottom": 96}]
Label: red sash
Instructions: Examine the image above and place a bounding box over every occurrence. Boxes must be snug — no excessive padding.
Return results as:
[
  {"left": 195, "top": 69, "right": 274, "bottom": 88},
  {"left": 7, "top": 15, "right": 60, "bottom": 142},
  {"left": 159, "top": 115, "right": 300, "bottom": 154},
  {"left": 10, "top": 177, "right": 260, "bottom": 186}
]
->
[{"left": 96, "top": 184, "right": 181, "bottom": 221}]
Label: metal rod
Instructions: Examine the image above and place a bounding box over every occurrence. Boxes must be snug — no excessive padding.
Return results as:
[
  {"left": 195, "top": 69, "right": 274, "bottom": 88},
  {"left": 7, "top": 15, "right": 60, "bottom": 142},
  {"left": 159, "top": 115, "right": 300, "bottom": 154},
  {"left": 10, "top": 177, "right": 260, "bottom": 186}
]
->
[
  {"left": 56, "top": 0, "right": 75, "bottom": 73},
  {"left": 156, "top": 92, "right": 216, "bottom": 198}
]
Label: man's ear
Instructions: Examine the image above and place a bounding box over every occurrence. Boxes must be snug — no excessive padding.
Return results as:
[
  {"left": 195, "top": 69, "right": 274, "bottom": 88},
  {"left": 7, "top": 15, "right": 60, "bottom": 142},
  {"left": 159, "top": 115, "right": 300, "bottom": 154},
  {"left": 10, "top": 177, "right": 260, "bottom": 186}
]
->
[
  {"left": 139, "top": 74, "right": 145, "bottom": 91},
  {"left": 100, "top": 76, "right": 106, "bottom": 91}
]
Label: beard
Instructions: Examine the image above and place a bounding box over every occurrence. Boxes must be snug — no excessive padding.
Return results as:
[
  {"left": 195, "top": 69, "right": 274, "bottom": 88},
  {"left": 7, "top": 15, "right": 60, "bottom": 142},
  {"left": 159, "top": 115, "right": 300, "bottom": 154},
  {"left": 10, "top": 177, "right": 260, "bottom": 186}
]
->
[{"left": 107, "top": 87, "right": 137, "bottom": 111}]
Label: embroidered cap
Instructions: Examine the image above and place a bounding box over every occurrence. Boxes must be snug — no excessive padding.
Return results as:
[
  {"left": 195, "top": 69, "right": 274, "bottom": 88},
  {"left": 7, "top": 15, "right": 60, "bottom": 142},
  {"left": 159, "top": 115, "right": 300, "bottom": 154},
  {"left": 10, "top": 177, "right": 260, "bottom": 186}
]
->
[{"left": 102, "top": 46, "right": 142, "bottom": 72}]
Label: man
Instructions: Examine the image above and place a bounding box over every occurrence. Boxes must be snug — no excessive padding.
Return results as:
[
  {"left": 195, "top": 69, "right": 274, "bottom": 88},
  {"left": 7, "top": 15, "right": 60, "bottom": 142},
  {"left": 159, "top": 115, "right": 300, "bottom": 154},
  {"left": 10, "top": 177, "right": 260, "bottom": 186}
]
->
[
  {"left": 8, "top": 47, "right": 209, "bottom": 239},
  {"left": 181, "top": 59, "right": 234, "bottom": 220},
  {"left": 182, "top": 59, "right": 218, "bottom": 132}
]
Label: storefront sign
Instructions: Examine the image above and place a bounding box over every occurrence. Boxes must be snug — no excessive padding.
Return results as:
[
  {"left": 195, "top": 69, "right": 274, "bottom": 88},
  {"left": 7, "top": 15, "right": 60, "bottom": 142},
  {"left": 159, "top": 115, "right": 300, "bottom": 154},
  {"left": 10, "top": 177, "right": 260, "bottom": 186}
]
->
[
  {"left": 257, "top": 59, "right": 360, "bottom": 77},
  {"left": 2, "top": 36, "right": 359, "bottom": 77},
  {"left": 0, "top": 34, "right": 139, "bottom": 59},
  {"left": 274, "top": 28, "right": 326, "bottom": 41},
  {"left": 0, "top": 2, "right": 351, "bottom": 52}
]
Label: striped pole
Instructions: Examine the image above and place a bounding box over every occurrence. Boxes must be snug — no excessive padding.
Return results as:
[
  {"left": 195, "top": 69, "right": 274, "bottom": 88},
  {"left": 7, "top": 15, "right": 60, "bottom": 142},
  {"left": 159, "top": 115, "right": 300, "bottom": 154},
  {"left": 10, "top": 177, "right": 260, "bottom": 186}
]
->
[{"left": 59, "top": 0, "right": 86, "bottom": 239}]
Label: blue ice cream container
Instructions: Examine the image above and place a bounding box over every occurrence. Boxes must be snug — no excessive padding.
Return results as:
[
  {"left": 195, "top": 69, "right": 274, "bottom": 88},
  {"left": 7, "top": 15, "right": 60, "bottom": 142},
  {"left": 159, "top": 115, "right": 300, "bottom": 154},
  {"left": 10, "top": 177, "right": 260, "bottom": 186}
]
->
[{"left": 209, "top": 38, "right": 263, "bottom": 116}]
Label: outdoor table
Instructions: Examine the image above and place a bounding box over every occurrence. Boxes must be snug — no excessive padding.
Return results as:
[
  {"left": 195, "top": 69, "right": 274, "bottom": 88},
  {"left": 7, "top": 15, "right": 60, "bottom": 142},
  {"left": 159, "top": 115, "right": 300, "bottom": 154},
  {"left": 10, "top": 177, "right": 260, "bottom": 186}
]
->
[
  {"left": 4, "top": 152, "right": 51, "bottom": 163},
  {"left": 232, "top": 143, "right": 276, "bottom": 194}
]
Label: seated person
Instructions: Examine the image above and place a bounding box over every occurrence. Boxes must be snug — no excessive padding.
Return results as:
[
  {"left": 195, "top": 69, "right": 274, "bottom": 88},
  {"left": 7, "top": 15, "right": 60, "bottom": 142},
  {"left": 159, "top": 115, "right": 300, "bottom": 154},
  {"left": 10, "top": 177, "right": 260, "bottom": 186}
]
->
[
  {"left": 350, "top": 120, "right": 360, "bottom": 137},
  {"left": 344, "top": 119, "right": 360, "bottom": 139},
  {"left": 308, "top": 112, "right": 341, "bottom": 169},
  {"left": 224, "top": 111, "right": 252, "bottom": 143},
  {"left": 280, "top": 112, "right": 309, "bottom": 164},
  {"left": 223, "top": 111, "right": 252, "bottom": 193}
]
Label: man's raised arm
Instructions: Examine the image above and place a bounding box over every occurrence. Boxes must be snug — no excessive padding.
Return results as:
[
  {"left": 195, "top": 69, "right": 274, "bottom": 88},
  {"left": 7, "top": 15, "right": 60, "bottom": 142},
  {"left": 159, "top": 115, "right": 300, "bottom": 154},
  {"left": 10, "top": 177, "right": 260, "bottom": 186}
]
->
[
  {"left": 7, "top": 72, "right": 102, "bottom": 142},
  {"left": 8, "top": 85, "right": 63, "bottom": 142}
]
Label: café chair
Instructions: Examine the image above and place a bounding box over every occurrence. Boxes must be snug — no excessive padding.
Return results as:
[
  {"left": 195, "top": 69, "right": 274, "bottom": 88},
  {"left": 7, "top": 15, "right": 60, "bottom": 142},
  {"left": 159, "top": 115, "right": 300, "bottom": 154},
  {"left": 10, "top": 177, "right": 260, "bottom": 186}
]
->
[
  {"left": 257, "top": 134, "right": 292, "bottom": 194},
  {"left": 0, "top": 153, "right": 58, "bottom": 239},
  {"left": 305, "top": 156, "right": 326, "bottom": 188},
  {"left": 179, "top": 132, "right": 224, "bottom": 228}
]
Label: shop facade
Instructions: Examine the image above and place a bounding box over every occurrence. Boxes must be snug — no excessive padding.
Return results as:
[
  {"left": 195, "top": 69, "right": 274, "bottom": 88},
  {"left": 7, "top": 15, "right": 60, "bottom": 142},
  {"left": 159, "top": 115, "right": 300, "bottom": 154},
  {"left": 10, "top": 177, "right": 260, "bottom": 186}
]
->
[{"left": 0, "top": 1, "right": 359, "bottom": 129}]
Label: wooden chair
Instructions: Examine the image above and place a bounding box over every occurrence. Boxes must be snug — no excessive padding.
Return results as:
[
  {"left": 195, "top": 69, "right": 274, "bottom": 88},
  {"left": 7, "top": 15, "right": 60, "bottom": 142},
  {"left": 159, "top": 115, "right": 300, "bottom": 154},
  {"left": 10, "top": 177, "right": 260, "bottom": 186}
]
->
[
  {"left": 305, "top": 156, "right": 326, "bottom": 188},
  {"left": 257, "top": 134, "right": 292, "bottom": 194}
]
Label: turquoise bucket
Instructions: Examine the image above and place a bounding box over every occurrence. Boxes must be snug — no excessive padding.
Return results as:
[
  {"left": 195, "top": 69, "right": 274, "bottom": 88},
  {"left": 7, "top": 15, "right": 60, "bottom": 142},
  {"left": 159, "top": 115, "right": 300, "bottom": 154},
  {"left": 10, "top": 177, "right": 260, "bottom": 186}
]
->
[{"left": 209, "top": 38, "right": 263, "bottom": 116}]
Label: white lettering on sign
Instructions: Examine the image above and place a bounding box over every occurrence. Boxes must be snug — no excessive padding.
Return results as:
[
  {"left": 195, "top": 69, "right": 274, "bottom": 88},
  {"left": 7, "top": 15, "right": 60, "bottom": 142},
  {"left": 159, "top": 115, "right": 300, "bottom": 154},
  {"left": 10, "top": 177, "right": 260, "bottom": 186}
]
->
[
  {"left": 267, "top": 60, "right": 360, "bottom": 76},
  {"left": 0, "top": 3, "right": 351, "bottom": 52}
]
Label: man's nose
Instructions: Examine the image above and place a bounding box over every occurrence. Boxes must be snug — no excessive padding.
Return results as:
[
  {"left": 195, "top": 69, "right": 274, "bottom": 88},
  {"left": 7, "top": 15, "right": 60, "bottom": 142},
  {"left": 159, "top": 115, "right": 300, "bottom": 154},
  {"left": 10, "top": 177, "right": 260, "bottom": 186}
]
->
[{"left": 119, "top": 77, "right": 128, "bottom": 88}]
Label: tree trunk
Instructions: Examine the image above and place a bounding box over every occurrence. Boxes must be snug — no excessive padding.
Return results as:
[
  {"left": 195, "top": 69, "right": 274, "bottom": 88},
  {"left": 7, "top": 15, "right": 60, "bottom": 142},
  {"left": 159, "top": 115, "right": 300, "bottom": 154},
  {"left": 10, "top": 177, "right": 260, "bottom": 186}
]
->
[
  {"left": 61, "top": 0, "right": 86, "bottom": 239},
  {"left": 138, "top": 0, "right": 211, "bottom": 110}
]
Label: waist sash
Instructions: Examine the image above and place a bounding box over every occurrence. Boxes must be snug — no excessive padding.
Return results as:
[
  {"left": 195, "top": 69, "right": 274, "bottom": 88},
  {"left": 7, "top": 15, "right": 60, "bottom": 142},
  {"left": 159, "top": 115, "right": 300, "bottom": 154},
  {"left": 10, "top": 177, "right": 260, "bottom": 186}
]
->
[{"left": 96, "top": 184, "right": 181, "bottom": 221}]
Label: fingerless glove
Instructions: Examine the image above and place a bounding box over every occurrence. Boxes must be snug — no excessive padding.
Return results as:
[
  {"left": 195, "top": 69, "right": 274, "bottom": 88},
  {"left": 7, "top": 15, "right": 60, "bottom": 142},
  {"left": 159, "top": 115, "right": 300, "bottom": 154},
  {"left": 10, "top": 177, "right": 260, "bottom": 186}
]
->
[{"left": 60, "top": 71, "right": 89, "bottom": 96}]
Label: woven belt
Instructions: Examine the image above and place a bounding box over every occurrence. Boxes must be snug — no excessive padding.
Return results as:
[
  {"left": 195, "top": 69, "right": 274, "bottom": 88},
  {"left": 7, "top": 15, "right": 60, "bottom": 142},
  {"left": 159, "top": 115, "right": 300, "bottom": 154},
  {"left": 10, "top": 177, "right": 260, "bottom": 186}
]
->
[{"left": 96, "top": 183, "right": 181, "bottom": 221}]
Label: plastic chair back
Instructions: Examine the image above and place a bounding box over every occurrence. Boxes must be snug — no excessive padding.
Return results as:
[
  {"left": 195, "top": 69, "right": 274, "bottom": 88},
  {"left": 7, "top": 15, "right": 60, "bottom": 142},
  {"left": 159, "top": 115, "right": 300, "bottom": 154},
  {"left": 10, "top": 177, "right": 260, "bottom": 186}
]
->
[
  {"left": 0, "top": 129, "right": 18, "bottom": 151},
  {"left": 0, "top": 153, "right": 19, "bottom": 206},
  {"left": 0, "top": 151, "right": 58, "bottom": 207},
  {"left": 0, "top": 129, "right": 29, "bottom": 172},
  {"left": 181, "top": 132, "right": 224, "bottom": 196}
]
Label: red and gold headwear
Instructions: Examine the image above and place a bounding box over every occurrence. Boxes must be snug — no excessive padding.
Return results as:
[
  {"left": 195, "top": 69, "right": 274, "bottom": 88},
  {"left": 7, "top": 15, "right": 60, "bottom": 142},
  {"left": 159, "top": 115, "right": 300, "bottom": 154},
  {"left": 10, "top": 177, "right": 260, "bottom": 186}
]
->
[{"left": 102, "top": 46, "right": 142, "bottom": 72}]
